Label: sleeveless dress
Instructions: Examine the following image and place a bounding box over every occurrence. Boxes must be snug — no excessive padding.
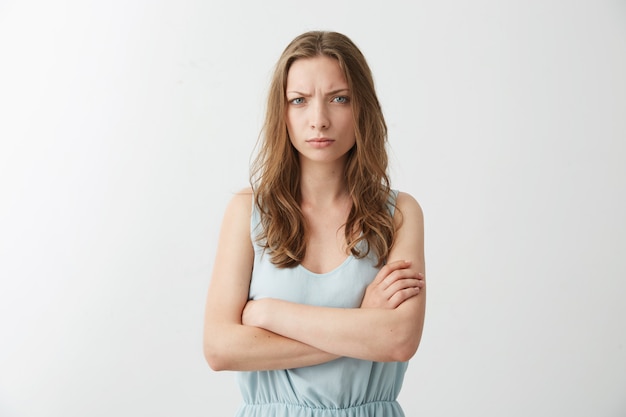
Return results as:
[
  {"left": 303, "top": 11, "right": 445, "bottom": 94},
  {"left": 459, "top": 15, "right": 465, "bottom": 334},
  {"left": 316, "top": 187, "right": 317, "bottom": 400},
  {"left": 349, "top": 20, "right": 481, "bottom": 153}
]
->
[{"left": 235, "top": 190, "right": 408, "bottom": 417}]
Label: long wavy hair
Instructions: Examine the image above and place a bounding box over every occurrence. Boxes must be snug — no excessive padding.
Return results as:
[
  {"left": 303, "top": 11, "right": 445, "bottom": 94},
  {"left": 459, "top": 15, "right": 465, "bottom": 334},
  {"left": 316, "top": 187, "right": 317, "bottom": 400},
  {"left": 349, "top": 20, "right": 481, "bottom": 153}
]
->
[{"left": 250, "top": 31, "right": 396, "bottom": 268}]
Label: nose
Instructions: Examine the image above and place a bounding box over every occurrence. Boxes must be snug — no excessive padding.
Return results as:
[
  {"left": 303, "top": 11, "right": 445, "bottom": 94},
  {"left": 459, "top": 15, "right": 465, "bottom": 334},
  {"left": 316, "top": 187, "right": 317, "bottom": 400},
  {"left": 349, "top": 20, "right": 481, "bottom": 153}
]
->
[{"left": 310, "top": 100, "right": 329, "bottom": 130}]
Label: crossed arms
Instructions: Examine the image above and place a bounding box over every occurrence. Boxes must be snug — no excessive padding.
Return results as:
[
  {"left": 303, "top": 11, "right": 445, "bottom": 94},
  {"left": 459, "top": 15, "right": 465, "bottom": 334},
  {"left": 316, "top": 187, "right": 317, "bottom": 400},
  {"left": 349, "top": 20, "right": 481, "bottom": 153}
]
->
[{"left": 203, "top": 190, "right": 426, "bottom": 371}]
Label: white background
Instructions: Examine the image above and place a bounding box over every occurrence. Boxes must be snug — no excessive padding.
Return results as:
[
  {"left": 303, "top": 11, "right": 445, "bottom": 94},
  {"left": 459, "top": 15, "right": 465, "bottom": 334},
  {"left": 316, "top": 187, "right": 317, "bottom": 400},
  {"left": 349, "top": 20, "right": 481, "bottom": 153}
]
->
[{"left": 1, "top": 1, "right": 625, "bottom": 416}]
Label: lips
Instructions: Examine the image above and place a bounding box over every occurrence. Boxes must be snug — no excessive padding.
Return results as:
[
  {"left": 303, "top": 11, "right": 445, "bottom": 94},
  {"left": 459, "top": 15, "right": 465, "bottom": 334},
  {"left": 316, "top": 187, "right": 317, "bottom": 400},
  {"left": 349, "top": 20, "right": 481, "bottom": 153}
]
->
[
  {"left": 306, "top": 138, "right": 334, "bottom": 143},
  {"left": 305, "top": 137, "right": 335, "bottom": 148}
]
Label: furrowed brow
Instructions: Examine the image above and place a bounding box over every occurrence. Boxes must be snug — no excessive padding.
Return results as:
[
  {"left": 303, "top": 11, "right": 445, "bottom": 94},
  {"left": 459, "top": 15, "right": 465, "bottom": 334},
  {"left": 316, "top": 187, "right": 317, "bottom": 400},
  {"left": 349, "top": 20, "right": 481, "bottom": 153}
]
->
[
  {"left": 327, "top": 88, "right": 350, "bottom": 95},
  {"left": 286, "top": 90, "right": 310, "bottom": 97},
  {"left": 286, "top": 88, "right": 350, "bottom": 97}
]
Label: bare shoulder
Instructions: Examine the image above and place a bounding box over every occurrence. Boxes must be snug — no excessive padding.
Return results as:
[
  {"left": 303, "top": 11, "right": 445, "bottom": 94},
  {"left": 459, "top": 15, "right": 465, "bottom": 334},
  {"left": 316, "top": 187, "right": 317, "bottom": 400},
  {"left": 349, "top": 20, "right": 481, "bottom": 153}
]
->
[
  {"left": 233, "top": 186, "right": 253, "bottom": 201},
  {"left": 395, "top": 191, "right": 424, "bottom": 225},
  {"left": 389, "top": 191, "right": 425, "bottom": 267},
  {"left": 217, "top": 187, "right": 254, "bottom": 242},
  {"left": 236, "top": 186, "right": 253, "bottom": 195},
  {"left": 225, "top": 187, "right": 254, "bottom": 213},
  {"left": 212, "top": 187, "right": 255, "bottom": 277}
]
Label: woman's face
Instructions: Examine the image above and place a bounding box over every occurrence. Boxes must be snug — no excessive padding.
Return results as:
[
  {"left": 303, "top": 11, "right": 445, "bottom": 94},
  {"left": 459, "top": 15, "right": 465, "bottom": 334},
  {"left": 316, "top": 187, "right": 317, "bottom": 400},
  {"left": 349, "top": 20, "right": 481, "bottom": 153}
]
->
[{"left": 285, "top": 55, "right": 356, "bottom": 166}]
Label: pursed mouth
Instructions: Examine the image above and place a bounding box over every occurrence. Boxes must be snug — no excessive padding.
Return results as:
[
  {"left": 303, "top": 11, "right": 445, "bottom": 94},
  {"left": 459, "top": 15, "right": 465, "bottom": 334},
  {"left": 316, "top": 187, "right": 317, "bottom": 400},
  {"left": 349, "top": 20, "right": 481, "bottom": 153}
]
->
[{"left": 306, "top": 138, "right": 334, "bottom": 142}]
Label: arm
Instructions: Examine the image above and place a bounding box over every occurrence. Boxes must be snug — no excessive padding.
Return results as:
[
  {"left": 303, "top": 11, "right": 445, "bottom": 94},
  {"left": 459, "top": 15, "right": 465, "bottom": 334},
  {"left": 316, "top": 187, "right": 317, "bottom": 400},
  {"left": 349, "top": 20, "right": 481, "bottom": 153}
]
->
[
  {"left": 203, "top": 190, "right": 339, "bottom": 371},
  {"left": 242, "top": 192, "right": 426, "bottom": 362}
]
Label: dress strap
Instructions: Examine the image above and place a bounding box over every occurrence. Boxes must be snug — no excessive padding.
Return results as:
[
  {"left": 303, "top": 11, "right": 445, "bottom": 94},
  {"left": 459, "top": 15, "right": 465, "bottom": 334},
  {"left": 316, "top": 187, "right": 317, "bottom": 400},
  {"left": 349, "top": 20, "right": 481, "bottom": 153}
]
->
[{"left": 388, "top": 189, "right": 399, "bottom": 217}]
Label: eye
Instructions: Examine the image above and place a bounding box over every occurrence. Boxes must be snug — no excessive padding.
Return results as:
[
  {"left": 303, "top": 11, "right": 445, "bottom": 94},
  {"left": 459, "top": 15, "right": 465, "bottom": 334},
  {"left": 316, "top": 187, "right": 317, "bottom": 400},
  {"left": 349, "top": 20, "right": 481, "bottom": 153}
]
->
[
  {"left": 289, "top": 97, "right": 305, "bottom": 105},
  {"left": 332, "top": 96, "right": 350, "bottom": 104}
]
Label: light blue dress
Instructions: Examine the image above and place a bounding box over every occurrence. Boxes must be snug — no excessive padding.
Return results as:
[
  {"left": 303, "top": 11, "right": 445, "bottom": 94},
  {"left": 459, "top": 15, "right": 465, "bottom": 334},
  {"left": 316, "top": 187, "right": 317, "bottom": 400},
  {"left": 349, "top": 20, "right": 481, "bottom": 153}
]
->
[{"left": 235, "top": 191, "right": 408, "bottom": 417}]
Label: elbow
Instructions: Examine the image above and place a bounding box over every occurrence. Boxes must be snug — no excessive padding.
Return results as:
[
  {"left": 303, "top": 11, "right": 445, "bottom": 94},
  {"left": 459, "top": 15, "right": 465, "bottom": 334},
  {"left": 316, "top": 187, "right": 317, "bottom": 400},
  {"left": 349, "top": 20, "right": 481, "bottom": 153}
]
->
[
  {"left": 386, "top": 330, "right": 423, "bottom": 362},
  {"left": 203, "top": 333, "right": 232, "bottom": 371},
  {"left": 384, "top": 303, "right": 425, "bottom": 362},
  {"left": 204, "top": 347, "right": 227, "bottom": 372},
  {"left": 203, "top": 321, "right": 249, "bottom": 371},
  {"left": 389, "top": 339, "right": 420, "bottom": 362}
]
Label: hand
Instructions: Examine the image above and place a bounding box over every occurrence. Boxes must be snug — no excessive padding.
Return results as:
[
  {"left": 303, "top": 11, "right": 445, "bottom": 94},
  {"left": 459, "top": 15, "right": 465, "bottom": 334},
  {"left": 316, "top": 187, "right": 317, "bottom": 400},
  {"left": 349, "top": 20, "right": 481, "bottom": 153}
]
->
[{"left": 360, "top": 260, "right": 424, "bottom": 309}]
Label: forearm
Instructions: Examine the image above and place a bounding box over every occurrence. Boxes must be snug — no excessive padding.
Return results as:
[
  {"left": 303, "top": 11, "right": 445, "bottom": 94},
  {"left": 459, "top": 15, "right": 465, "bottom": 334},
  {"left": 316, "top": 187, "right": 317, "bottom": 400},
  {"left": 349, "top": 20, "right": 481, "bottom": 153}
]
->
[
  {"left": 250, "top": 296, "right": 425, "bottom": 362},
  {"left": 204, "top": 321, "right": 339, "bottom": 371}
]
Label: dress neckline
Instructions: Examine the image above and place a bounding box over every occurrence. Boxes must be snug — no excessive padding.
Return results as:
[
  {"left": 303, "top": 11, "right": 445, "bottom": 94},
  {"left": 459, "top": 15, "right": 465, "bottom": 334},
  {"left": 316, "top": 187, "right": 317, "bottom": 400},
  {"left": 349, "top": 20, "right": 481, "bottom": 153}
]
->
[{"left": 297, "top": 255, "right": 354, "bottom": 277}]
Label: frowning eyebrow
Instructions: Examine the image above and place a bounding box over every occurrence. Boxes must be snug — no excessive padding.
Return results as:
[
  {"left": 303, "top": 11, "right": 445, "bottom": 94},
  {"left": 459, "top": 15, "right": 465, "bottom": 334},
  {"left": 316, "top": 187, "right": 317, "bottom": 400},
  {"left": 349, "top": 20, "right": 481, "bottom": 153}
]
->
[{"left": 286, "top": 88, "right": 350, "bottom": 96}]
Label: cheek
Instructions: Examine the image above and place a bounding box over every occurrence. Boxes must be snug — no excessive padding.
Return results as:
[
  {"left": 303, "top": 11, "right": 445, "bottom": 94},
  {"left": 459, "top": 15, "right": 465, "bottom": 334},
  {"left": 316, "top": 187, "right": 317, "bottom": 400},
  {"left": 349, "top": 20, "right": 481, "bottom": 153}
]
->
[
  {"left": 338, "top": 111, "right": 354, "bottom": 129},
  {"left": 286, "top": 114, "right": 305, "bottom": 139},
  {"left": 285, "top": 111, "right": 298, "bottom": 132},
  {"left": 286, "top": 124, "right": 297, "bottom": 145},
  {"left": 341, "top": 120, "right": 356, "bottom": 137}
]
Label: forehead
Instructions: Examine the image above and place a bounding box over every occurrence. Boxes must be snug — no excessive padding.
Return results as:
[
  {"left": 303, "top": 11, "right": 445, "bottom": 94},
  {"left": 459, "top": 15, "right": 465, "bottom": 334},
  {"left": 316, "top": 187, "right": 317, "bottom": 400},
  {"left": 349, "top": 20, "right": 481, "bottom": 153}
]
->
[{"left": 286, "top": 55, "right": 348, "bottom": 91}]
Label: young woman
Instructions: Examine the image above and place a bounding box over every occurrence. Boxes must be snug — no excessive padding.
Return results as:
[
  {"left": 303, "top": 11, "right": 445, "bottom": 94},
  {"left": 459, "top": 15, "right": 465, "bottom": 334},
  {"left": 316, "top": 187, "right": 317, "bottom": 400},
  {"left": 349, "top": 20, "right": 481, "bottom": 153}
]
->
[{"left": 204, "top": 30, "right": 426, "bottom": 417}]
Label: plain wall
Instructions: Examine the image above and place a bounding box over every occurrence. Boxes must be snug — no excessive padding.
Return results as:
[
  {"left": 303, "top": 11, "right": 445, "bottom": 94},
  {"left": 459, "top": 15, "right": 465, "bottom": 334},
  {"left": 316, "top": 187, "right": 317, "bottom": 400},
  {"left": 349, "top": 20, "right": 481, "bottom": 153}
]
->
[{"left": 1, "top": 1, "right": 625, "bottom": 416}]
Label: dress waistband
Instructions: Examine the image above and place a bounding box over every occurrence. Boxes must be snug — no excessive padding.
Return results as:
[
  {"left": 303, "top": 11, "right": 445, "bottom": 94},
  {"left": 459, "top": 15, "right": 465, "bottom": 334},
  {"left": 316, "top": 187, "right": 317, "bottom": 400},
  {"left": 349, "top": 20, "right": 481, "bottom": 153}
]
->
[{"left": 236, "top": 400, "right": 404, "bottom": 417}]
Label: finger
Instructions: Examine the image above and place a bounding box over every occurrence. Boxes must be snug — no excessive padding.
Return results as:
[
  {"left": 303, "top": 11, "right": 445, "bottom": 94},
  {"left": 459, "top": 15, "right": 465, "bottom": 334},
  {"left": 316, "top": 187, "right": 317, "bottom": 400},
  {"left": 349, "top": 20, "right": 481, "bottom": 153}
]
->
[
  {"left": 414, "top": 274, "right": 425, "bottom": 287},
  {"left": 388, "top": 287, "right": 420, "bottom": 308},
  {"left": 372, "top": 260, "right": 412, "bottom": 285},
  {"left": 380, "top": 268, "right": 421, "bottom": 290},
  {"left": 384, "top": 278, "right": 423, "bottom": 297}
]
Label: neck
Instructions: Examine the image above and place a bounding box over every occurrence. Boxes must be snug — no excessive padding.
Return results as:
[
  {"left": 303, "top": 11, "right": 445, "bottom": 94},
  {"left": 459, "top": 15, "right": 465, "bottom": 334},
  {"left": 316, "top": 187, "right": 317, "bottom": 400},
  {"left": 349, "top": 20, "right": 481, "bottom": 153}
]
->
[{"left": 298, "top": 159, "right": 349, "bottom": 206}]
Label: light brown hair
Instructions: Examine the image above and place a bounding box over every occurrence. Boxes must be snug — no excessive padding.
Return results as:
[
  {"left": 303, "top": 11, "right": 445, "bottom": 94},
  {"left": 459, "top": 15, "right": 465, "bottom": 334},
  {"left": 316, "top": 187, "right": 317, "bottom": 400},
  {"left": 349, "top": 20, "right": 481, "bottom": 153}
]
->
[{"left": 250, "top": 31, "right": 395, "bottom": 268}]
